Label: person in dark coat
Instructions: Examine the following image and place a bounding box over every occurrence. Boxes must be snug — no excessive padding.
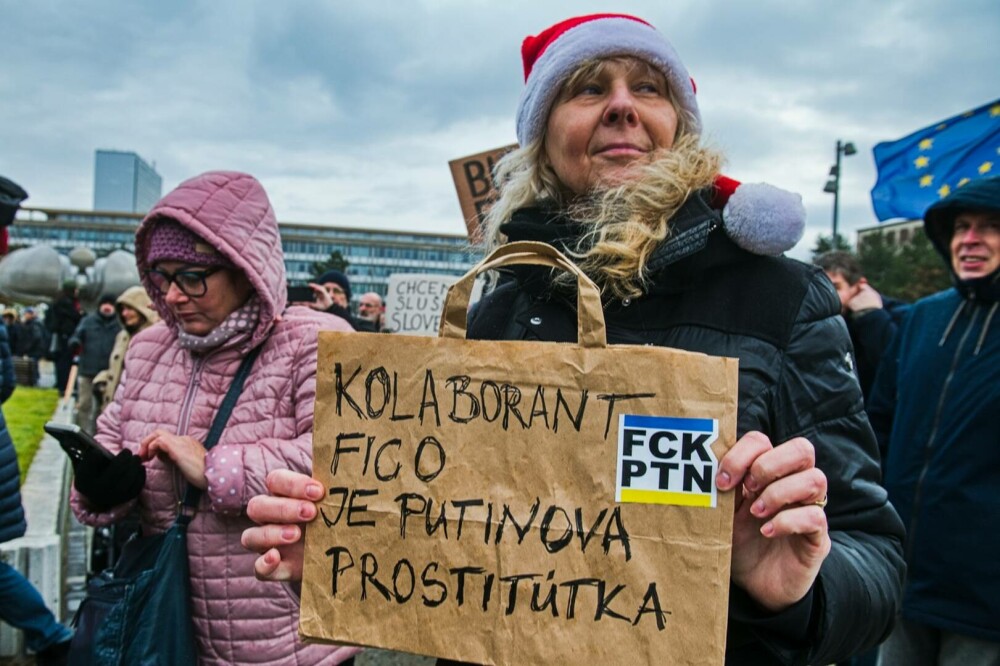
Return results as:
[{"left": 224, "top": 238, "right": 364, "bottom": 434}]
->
[
  {"left": 15, "top": 308, "right": 49, "bottom": 387},
  {"left": 0, "top": 325, "right": 73, "bottom": 664},
  {"left": 308, "top": 269, "right": 360, "bottom": 330},
  {"left": 19, "top": 308, "right": 49, "bottom": 360},
  {"left": 243, "top": 13, "right": 904, "bottom": 666},
  {"left": 814, "top": 250, "right": 909, "bottom": 401},
  {"left": 868, "top": 176, "right": 1000, "bottom": 665},
  {"left": 44, "top": 282, "right": 82, "bottom": 393},
  {"left": 68, "top": 294, "right": 121, "bottom": 432},
  {"left": 2, "top": 309, "right": 23, "bottom": 357}
]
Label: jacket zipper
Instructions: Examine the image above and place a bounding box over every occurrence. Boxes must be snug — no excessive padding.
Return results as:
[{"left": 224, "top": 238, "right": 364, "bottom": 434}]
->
[
  {"left": 172, "top": 355, "right": 206, "bottom": 503},
  {"left": 905, "top": 304, "right": 981, "bottom": 562}
]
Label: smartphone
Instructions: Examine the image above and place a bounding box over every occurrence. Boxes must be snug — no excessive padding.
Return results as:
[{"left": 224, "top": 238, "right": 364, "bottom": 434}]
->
[
  {"left": 287, "top": 284, "right": 315, "bottom": 303},
  {"left": 44, "top": 422, "right": 115, "bottom": 464}
]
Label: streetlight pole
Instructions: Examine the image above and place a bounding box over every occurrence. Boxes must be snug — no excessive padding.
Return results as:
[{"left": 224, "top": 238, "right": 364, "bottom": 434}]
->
[{"left": 824, "top": 139, "right": 857, "bottom": 243}]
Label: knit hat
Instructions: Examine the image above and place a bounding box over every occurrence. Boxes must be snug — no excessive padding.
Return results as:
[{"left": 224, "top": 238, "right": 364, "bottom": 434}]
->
[
  {"left": 98, "top": 294, "right": 117, "bottom": 307},
  {"left": 145, "top": 219, "right": 233, "bottom": 268},
  {"left": 516, "top": 13, "right": 701, "bottom": 147},
  {"left": 316, "top": 269, "right": 352, "bottom": 301}
]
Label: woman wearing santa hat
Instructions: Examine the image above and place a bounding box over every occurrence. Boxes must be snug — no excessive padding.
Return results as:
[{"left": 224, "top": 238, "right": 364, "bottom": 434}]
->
[{"left": 244, "top": 14, "right": 904, "bottom": 664}]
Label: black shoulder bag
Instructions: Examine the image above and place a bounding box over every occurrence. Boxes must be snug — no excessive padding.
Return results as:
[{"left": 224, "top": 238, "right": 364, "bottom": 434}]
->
[{"left": 70, "top": 346, "right": 261, "bottom": 666}]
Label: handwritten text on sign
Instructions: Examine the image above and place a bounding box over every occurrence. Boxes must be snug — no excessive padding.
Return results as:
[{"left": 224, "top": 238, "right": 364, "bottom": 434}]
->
[
  {"left": 318, "top": 363, "right": 671, "bottom": 626},
  {"left": 303, "top": 331, "right": 738, "bottom": 665},
  {"left": 385, "top": 274, "right": 456, "bottom": 336}
]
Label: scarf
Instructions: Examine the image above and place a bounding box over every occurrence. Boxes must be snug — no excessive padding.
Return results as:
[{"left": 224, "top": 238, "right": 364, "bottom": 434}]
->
[{"left": 176, "top": 296, "right": 261, "bottom": 353}]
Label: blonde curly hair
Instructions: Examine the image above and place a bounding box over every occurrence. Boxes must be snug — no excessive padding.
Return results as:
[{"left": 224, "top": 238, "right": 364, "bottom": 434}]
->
[{"left": 484, "top": 57, "right": 723, "bottom": 300}]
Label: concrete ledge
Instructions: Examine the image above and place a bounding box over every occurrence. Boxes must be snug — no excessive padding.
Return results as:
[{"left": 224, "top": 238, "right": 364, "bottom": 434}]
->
[{"left": 0, "top": 401, "right": 73, "bottom": 657}]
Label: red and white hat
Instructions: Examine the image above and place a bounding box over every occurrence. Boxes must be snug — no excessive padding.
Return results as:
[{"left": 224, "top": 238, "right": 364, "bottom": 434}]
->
[
  {"left": 516, "top": 13, "right": 701, "bottom": 147},
  {"left": 515, "top": 13, "right": 805, "bottom": 255}
]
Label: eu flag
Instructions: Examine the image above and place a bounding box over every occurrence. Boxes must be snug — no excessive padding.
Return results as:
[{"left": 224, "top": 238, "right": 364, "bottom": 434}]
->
[{"left": 871, "top": 97, "right": 1000, "bottom": 221}]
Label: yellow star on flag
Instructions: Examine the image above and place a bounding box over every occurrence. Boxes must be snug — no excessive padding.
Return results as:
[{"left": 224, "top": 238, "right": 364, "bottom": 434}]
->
[
  {"left": 938, "top": 185, "right": 951, "bottom": 198},
  {"left": 980, "top": 162, "right": 994, "bottom": 174},
  {"left": 914, "top": 156, "right": 930, "bottom": 168},
  {"left": 959, "top": 178, "right": 971, "bottom": 187},
  {"left": 920, "top": 174, "right": 934, "bottom": 187},
  {"left": 919, "top": 138, "right": 934, "bottom": 150},
  {"left": 991, "top": 104, "right": 1000, "bottom": 117}
]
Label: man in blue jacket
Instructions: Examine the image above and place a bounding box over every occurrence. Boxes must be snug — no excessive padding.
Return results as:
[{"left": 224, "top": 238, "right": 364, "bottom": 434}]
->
[{"left": 868, "top": 176, "right": 1000, "bottom": 664}]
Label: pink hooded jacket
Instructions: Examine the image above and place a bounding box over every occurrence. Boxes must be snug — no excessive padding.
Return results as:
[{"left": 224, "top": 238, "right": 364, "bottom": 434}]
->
[{"left": 71, "top": 171, "right": 357, "bottom": 665}]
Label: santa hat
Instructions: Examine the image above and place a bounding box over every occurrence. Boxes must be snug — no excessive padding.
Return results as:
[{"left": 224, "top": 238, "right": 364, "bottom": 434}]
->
[
  {"left": 517, "top": 14, "right": 804, "bottom": 255},
  {"left": 517, "top": 13, "right": 700, "bottom": 147}
]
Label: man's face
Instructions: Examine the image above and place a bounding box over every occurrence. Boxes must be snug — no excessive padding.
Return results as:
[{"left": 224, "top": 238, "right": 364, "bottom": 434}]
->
[
  {"left": 950, "top": 211, "right": 1000, "bottom": 280},
  {"left": 23, "top": 311, "right": 35, "bottom": 321},
  {"left": 357, "top": 294, "right": 382, "bottom": 322},
  {"left": 99, "top": 302, "right": 116, "bottom": 317},
  {"left": 322, "top": 282, "right": 348, "bottom": 308},
  {"left": 824, "top": 271, "right": 862, "bottom": 312}
]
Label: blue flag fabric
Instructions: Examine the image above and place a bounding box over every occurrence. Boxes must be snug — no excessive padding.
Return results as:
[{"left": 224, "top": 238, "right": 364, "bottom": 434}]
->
[{"left": 871, "top": 98, "right": 1000, "bottom": 221}]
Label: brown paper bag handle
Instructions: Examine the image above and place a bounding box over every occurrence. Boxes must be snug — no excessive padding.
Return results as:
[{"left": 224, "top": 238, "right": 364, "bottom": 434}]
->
[{"left": 439, "top": 241, "right": 608, "bottom": 348}]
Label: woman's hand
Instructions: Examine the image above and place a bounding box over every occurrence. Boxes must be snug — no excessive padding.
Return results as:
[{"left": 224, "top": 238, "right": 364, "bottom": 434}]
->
[
  {"left": 242, "top": 470, "right": 323, "bottom": 582},
  {"left": 138, "top": 429, "right": 208, "bottom": 490},
  {"left": 717, "top": 431, "right": 831, "bottom": 612}
]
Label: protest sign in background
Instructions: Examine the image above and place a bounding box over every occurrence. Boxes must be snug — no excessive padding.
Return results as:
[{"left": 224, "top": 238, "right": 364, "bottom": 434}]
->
[
  {"left": 448, "top": 144, "right": 517, "bottom": 243},
  {"left": 301, "top": 242, "right": 738, "bottom": 665},
  {"left": 384, "top": 273, "right": 457, "bottom": 336}
]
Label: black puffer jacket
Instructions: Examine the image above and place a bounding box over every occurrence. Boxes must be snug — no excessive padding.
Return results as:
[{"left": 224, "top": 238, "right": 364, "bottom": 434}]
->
[{"left": 468, "top": 192, "right": 905, "bottom": 666}]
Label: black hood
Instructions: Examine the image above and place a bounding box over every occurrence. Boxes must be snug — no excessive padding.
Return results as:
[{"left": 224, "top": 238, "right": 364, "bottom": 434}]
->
[{"left": 923, "top": 175, "right": 1000, "bottom": 302}]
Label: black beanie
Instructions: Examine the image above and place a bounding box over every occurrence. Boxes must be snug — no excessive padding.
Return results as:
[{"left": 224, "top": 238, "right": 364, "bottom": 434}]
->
[{"left": 316, "top": 270, "right": 352, "bottom": 301}]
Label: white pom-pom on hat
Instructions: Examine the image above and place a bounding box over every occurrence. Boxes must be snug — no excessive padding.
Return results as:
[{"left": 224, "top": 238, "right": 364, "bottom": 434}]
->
[{"left": 712, "top": 176, "right": 805, "bottom": 256}]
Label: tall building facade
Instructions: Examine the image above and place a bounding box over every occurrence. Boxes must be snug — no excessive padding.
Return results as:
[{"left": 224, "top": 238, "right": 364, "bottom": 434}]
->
[
  {"left": 93, "top": 150, "right": 163, "bottom": 213},
  {"left": 10, "top": 207, "right": 478, "bottom": 299}
]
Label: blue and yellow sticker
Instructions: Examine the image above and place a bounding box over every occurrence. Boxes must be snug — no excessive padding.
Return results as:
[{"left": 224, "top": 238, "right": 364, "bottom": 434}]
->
[{"left": 615, "top": 415, "right": 719, "bottom": 508}]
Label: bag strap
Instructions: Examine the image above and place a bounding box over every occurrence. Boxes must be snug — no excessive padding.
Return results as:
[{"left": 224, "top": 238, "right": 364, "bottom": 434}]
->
[{"left": 177, "top": 344, "right": 263, "bottom": 517}]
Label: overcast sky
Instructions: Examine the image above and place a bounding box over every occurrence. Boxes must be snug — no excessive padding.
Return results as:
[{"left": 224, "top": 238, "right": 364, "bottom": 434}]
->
[{"left": 2, "top": 0, "right": 998, "bottom": 258}]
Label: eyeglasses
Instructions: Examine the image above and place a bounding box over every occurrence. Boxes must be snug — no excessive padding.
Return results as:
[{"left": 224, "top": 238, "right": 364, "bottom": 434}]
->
[{"left": 146, "top": 267, "right": 223, "bottom": 298}]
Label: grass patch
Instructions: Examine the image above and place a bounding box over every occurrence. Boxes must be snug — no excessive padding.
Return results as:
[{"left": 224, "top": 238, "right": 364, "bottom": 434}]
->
[{"left": 5, "top": 386, "right": 60, "bottom": 483}]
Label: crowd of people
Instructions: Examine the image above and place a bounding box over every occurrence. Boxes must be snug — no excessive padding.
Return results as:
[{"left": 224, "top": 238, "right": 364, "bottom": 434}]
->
[{"left": 2, "top": 11, "right": 997, "bottom": 666}]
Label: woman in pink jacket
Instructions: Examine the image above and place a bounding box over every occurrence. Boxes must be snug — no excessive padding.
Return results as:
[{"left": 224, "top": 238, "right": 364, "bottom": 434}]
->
[{"left": 70, "top": 171, "right": 357, "bottom": 665}]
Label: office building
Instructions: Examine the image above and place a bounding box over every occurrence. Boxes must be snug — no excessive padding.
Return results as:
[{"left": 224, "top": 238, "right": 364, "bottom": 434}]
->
[
  {"left": 10, "top": 207, "right": 478, "bottom": 299},
  {"left": 93, "top": 150, "right": 163, "bottom": 213},
  {"left": 856, "top": 219, "right": 925, "bottom": 248}
]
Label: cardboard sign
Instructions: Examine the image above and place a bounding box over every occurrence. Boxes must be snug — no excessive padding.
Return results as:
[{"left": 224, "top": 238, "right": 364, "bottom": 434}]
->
[
  {"left": 384, "top": 273, "right": 458, "bottom": 336},
  {"left": 301, "top": 242, "right": 738, "bottom": 665},
  {"left": 448, "top": 144, "right": 518, "bottom": 243}
]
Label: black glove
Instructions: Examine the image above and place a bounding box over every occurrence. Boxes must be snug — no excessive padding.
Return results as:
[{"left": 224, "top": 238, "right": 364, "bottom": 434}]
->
[{"left": 74, "top": 448, "right": 146, "bottom": 512}]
